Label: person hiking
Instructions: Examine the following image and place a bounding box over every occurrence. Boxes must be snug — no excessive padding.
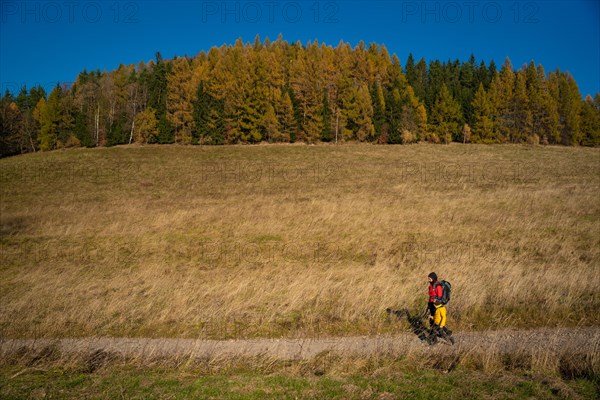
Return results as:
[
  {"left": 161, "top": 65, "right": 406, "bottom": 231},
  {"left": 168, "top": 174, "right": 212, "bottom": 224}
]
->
[
  {"left": 427, "top": 272, "right": 453, "bottom": 344},
  {"left": 385, "top": 272, "right": 454, "bottom": 345}
]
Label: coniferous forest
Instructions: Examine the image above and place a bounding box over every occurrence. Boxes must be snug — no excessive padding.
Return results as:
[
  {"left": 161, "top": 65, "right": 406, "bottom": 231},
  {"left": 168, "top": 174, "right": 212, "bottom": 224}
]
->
[{"left": 1, "top": 37, "right": 599, "bottom": 157}]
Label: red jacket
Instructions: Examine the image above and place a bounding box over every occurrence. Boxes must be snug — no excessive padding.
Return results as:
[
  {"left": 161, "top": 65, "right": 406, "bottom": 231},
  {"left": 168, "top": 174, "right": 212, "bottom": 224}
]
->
[{"left": 429, "top": 282, "right": 443, "bottom": 303}]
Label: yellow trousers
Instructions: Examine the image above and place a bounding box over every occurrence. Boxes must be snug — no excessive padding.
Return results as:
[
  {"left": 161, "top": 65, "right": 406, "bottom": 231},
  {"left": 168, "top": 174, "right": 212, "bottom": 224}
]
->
[{"left": 433, "top": 305, "right": 447, "bottom": 328}]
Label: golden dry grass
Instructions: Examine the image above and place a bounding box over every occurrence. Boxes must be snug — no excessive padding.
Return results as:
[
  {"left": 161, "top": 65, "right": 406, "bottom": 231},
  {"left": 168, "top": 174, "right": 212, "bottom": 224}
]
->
[{"left": 1, "top": 143, "right": 599, "bottom": 338}]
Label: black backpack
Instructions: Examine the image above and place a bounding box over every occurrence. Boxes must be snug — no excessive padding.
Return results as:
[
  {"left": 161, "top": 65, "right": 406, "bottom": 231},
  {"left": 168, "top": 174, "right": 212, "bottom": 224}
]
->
[{"left": 434, "top": 280, "right": 452, "bottom": 305}]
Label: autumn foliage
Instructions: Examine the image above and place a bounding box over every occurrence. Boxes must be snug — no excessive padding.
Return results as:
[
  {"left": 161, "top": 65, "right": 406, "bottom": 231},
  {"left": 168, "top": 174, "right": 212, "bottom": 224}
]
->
[{"left": 1, "top": 37, "right": 599, "bottom": 156}]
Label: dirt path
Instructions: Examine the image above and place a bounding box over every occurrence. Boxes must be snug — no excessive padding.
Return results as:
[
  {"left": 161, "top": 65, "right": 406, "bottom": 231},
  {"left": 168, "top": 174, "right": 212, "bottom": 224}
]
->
[{"left": 1, "top": 327, "right": 598, "bottom": 361}]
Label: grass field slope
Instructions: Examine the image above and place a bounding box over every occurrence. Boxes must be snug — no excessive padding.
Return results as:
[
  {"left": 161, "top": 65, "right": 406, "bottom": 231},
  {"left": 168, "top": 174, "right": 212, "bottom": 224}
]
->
[{"left": 1, "top": 143, "right": 599, "bottom": 340}]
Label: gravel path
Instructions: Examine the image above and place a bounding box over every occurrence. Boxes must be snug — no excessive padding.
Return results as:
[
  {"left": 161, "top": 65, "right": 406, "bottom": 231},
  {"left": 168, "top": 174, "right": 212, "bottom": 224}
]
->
[{"left": 1, "top": 327, "right": 598, "bottom": 361}]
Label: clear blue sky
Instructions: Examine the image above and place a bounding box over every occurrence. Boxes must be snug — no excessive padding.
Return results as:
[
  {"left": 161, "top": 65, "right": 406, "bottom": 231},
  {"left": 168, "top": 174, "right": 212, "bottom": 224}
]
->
[{"left": 1, "top": 0, "right": 599, "bottom": 97}]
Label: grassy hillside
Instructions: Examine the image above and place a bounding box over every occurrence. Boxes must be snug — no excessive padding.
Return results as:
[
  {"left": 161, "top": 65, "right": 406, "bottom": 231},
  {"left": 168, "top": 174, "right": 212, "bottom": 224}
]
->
[{"left": 1, "top": 143, "right": 599, "bottom": 339}]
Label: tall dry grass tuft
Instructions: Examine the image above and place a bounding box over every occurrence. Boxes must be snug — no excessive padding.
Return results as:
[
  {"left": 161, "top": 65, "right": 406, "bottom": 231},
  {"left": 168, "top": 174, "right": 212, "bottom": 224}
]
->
[{"left": 1, "top": 144, "right": 599, "bottom": 339}]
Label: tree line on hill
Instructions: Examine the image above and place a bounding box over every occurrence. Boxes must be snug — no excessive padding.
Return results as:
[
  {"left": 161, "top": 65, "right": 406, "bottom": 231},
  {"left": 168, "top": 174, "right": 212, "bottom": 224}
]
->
[{"left": 1, "top": 36, "right": 599, "bottom": 157}]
